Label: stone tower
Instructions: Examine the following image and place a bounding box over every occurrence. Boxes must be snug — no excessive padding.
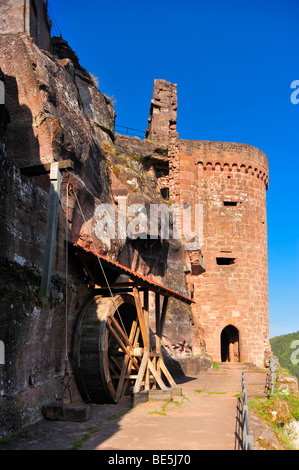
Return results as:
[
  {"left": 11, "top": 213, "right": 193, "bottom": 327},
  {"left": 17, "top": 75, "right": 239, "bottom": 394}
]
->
[
  {"left": 0, "top": 0, "right": 52, "bottom": 52},
  {"left": 147, "top": 79, "right": 271, "bottom": 368},
  {"left": 145, "top": 78, "right": 178, "bottom": 147}
]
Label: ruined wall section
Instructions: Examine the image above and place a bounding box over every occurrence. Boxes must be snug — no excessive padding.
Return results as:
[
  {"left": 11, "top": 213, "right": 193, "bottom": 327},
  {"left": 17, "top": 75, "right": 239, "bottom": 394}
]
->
[
  {"left": 142, "top": 80, "right": 210, "bottom": 369},
  {"left": 179, "top": 140, "right": 270, "bottom": 367},
  {"left": 0, "top": 0, "right": 52, "bottom": 52},
  {"left": 145, "top": 79, "right": 177, "bottom": 147},
  {"left": 145, "top": 79, "right": 180, "bottom": 202},
  {"left": 0, "top": 32, "right": 120, "bottom": 435},
  {"left": 0, "top": 38, "right": 210, "bottom": 435},
  {"left": 0, "top": 33, "right": 117, "bottom": 258},
  {"left": 112, "top": 134, "right": 208, "bottom": 372}
]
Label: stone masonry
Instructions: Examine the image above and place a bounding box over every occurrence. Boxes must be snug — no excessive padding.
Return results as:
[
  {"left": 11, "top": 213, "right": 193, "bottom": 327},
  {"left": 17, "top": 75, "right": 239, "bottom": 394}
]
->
[
  {"left": 0, "top": 0, "right": 271, "bottom": 437},
  {"left": 0, "top": 2, "right": 210, "bottom": 436},
  {"left": 146, "top": 79, "right": 271, "bottom": 368}
]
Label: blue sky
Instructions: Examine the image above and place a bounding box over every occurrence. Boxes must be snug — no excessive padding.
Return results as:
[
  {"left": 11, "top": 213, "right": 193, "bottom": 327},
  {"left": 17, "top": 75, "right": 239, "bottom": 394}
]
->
[{"left": 48, "top": 0, "right": 299, "bottom": 338}]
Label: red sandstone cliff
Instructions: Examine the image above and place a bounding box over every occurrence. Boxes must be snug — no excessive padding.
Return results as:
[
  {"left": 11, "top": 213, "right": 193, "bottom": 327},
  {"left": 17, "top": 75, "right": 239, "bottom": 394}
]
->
[{"left": 0, "top": 30, "right": 207, "bottom": 435}]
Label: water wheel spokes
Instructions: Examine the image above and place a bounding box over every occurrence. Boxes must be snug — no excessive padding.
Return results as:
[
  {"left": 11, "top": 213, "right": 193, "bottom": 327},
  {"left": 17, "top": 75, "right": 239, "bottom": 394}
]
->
[
  {"left": 107, "top": 315, "right": 142, "bottom": 402},
  {"left": 74, "top": 294, "right": 144, "bottom": 404}
]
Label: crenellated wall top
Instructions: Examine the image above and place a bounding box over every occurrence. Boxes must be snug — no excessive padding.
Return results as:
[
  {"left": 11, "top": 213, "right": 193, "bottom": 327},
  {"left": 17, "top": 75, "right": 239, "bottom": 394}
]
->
[{"left": 180, "top": 139, "right": 269, "bottom": 189}]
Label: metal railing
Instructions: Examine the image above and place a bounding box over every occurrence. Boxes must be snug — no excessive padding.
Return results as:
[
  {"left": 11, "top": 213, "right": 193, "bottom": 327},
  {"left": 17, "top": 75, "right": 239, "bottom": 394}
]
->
[
  {"left": 266, "top": 355, "right": 277, "bottom": 398},
  {"left": 115, "top": 125, "right": 145, "bottom": 140},
  {"left": 241, "top": 371, "right": 254, "bottom": 450}
]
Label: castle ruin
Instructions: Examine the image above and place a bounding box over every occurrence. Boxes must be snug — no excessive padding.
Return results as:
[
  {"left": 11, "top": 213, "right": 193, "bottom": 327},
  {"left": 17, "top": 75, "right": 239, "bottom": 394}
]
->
[
  {"left": 0, "top": 0, "right": 271, "bottom": 436},
  {"left": 145, "top": 78, "right": 270, "bottom": 367}
]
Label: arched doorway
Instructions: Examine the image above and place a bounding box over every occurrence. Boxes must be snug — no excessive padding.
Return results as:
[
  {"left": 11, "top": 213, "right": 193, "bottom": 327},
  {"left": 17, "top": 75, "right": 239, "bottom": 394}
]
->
[{"left": 221, "top": 325, "right": 240, "bottom": 363}]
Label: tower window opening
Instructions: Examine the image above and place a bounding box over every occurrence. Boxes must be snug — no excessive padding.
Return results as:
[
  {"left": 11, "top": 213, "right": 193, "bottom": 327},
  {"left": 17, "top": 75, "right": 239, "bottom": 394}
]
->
[
  {"left": 223, "top": 201, "right": 238, "bottom": 206},
  {"left": 216, "top": 257, "right": 236, "bottom": 265},
  {"left": 160, "top": 187, "right": 169, "bottom": 200}
]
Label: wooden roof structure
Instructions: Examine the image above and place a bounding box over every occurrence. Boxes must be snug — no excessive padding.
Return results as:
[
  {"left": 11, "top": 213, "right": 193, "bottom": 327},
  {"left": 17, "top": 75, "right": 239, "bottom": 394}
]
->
[{"left": 69, "top": 242, "right": 194, "bottom": 304}]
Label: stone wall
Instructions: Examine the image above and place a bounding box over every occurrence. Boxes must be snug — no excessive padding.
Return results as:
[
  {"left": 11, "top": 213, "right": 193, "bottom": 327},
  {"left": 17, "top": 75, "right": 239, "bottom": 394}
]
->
[
  {"left": 145, "top": 79, "right": 271, "bottom": 368},
  {"left": 178, "top": 139, "right": 270, "bottom": 367},
  {"left": 0, "top": 0, "right": 52, "bottom": 52},
  {"left": 0, "top": 34, "right": 205, "bottom": 436},
  {"left": 145, "top": 79, "right": 178, "bottom": 148},
  {"left": 0, "top": 31, "right": 118, "bottom": 435}
]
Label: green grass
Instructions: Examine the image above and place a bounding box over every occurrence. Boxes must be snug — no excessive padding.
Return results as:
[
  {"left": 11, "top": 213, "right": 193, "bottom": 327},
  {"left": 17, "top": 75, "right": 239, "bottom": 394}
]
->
[
  {"left": 148, "top": 401, "right": 170, "bottom": 416},
  {"left": 248, "top": 391, "right": 299, "bottom": 450},
  {"left": 69, "top": 425, "right": 101, "bottom": 450},
  {"left": 195, "top": 389, "right": 227, "bottom": 395},
  {"left": 147, "top": 397, "right": 186, "bottom": 416},
  {"left": 107, "top": 413, "right": 125, "bottom": 421}
]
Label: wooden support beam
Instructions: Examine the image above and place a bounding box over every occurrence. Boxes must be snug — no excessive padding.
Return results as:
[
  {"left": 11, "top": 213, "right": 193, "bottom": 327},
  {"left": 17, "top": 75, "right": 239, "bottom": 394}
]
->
[
  {"left": 159, "top": 357, "right": 177, "bottom": 388},
  {"left": 133, "top": 286, "right": 148, "bottom": 349},
  {"left": 143, "top": 289, "right": 149, "bottom": 345},
  {"left": 160, "top": 296, "right": 169, "bottom": 337},
  {"left": 143, "top": 290, "right": 150, "bottom": 392},
  {"left": 155, "top": 293, "right": 161, "bottom": 355},
  {"left": 133, "top": 349, "right": 149, "bottom": 394},
  {"left": 39, "top": 161, "right": 74, "bottom": 297},
  {"left": 20, "top": 159, "right": 74, "bottom": 177},
  {"left": 94, "top": 282, "right": 135, "bottom": 289},
  {"left": 147, "top": 358, "right": 168, "bottom": 390},
  {"left": 40, "top": 162, "right": 62, "bottom": 297}
]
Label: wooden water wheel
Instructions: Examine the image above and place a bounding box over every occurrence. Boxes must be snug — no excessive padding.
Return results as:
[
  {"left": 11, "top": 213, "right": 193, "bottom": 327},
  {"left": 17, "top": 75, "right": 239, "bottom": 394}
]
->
[
  {"left": 74, "top": 293, "right": 144, "bottom": 404},
  {"left": 71, "top": 243, "right": 195, "bottom": 405}
]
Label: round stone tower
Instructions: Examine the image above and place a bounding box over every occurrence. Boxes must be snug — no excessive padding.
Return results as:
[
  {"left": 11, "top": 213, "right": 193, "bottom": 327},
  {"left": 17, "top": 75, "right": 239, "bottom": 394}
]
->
[{"left": 179, "top": 140, "right": 270, "bottom": 367}]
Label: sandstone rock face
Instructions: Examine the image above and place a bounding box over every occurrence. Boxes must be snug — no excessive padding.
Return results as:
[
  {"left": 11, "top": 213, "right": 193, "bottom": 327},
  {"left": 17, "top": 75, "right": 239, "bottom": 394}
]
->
[
  {"left": 249, "top": 412, "right": 288, "bottom": 450},
  {"left": 276, "top": 374, "right": 298, "bottom": 394},
  {"left": 0, "top": 34, "right": 206, "bottom": 436},
  {"left": 0, "top": 0, "right": 51, "bottom": 52}
]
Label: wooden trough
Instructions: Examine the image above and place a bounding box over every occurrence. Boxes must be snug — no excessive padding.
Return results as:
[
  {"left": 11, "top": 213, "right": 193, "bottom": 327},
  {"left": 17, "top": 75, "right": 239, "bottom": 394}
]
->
[{"left": 71, "top": 243, "right": 194, "bottom": 404}]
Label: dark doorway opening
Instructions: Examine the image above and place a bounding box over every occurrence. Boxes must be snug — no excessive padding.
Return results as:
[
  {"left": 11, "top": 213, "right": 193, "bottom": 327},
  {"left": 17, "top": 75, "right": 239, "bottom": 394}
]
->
[{"left": 221, "top": 325, "right": 240, "bottom": 362}]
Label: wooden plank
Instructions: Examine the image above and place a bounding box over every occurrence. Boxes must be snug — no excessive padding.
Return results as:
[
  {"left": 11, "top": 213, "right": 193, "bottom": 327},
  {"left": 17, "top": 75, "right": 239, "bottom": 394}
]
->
[
  {"left": 20, "top": 159, "right": 74, "bottom": 177},
  {"left": 145, "top": 363, "right": 150, "bottom": 391},
  {"left": 160, "top": 296, "right": 169, "bottom": 337},
  {"left": 133, "top": 349, "right": 149, "bottom": 393},
  {"left": 133, "top": 287, "right": 148, "bottom": 348},
  {"left": 116, "top": 354, "right": 130, "bottom": 402},
  {"left": 122, "top": 320, "right": 139, "bottom": 398},
  {"left": 155, "top": 293, "right": 161, "bottom": 354},
  {"left": 94, "top": 282, "right": 135, "bottom": 289},
  {"left": 143, "top": 289, "right": 150, "bottom": 391},
  {"left": 147, "top": 358, "right": 168, "bottom": 390},
  {"left": 143, "top": 289, "right": 149, "bottom": 345},
  {"left": 159, "top": 358, "right": 177, "bottom": 388}
]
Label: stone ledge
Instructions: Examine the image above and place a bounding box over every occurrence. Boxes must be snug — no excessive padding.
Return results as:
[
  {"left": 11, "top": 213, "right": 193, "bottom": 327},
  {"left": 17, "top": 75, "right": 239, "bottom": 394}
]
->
[
  {"left": 131, "top": 388, "right": 182, "bottom": 406},
  {"left": 42, "top": 402, "right": 91, "bottom": 422}
]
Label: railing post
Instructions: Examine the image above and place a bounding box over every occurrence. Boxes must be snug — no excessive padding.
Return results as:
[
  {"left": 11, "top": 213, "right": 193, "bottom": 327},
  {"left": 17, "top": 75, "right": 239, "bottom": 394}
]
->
[
  {"left": 268, "top": 355, "right": 276, "bottom": 398},
  {"left": 241, "top": 370, "right": 253, "bottom": 450}
]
